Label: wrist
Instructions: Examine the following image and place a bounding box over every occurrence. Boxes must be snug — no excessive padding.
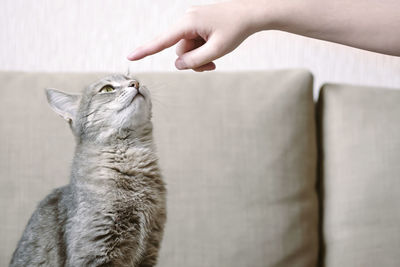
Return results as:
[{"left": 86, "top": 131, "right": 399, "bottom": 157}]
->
[{"left": 234, "top": 0, "right": 282, "bottom": 33}]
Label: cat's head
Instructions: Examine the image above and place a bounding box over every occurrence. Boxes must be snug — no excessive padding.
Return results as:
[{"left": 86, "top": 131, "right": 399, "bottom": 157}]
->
[{"left": 46, "top": 74, "right": 152, "bottom": 144}]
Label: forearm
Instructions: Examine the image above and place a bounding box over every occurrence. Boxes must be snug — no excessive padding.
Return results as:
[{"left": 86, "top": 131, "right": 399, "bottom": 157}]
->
[{"left": 250, "top": 0, "right": 400, "bottom": 56}]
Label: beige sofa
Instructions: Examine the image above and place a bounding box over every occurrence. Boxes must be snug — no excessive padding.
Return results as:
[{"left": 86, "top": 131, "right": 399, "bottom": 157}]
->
[{"left": 0, "top": 70, "right": 399, "bottom": 267}]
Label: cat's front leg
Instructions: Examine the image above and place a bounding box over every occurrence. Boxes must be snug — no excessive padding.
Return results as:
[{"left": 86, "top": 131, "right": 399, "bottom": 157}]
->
[{"left": 137, "top": 211, "right": 166, "bottom": 267}]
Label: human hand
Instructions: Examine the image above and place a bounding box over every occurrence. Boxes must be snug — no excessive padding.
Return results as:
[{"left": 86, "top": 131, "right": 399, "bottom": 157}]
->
[
  {"left": 127, "top": 1, "right": 260, "bottom": 72},
  {"left": 128, "top": 0, "right": 400, "bottom": 70}
]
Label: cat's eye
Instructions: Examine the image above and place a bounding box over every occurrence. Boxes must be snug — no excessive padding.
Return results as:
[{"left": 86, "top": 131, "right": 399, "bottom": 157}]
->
[{"left": 99, "top": 85, "right": 115, "bottom": 93}]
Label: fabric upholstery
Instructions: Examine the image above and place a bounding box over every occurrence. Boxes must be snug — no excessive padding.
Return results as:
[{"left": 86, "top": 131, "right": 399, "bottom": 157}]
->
[
  {"left": 318, "top": 84, "right": 400, "bottom": 267},
  {"left": 0, "top": 70, "right": 319, "bottom": 267}
]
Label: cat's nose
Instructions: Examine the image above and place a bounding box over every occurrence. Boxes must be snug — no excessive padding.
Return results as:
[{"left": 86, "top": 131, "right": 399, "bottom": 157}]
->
[{"left": 128, "top": 80, "right": 140, "bottom": 89}]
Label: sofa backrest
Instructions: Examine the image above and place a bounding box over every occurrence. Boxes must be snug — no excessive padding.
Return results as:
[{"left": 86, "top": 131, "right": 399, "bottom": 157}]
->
[
  {"left": 0, "top": 70, "right": 319, "bottom": 267},
  {"left": 318, "top": 84, "right": 400, "bottom": 267}
]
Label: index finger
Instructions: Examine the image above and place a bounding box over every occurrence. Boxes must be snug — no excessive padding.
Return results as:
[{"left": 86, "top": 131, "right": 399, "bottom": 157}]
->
[{"left": 127, "top": 23, "right": 186, "bottom": 61}]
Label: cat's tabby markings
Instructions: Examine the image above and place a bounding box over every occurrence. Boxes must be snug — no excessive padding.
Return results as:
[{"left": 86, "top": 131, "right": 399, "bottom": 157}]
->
[{"left": 10, "top": 74, "right": 166, "bottom": 267}]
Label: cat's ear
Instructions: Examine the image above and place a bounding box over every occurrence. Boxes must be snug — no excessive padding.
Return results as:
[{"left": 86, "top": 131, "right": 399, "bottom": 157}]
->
[{"left": 45, "top": 88, "right": 81, "bottom": 122}]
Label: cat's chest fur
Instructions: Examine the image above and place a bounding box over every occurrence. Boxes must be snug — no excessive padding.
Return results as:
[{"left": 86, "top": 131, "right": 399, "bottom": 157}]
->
[
  {"left": 74, "top": 143, "right": 164, "bottom": 202},
  {"left": 66, "top": 142, "right": 166, "bottom": 266}
]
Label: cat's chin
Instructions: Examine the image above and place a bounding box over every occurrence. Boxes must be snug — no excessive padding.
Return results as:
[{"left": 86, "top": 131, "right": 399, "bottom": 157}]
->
[
  {"left": 117, "top": 86, "right": 148, "bottom": 112},
  {"left": 118, "top": 93, "right": 142, "bottom": 112}
]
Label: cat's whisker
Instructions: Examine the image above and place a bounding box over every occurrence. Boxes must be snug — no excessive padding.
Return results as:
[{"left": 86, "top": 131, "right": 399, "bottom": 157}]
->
[
  {"left": 151, "top": 99, "right": 170, "bottom": 111},
  {"left": 144, "top": 82, "right": 167, "bottom": 91}
]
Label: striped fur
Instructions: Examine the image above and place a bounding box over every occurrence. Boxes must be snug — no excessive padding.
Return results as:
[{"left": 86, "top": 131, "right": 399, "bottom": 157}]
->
[{"left": 11, "top": 74, "right": 166, "bottom": 267}]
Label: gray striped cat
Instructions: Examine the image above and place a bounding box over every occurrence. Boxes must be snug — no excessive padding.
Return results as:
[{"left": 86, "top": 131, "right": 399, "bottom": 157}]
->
[{"left": 10, "top": 74, "right": 166, "bottom": 267}]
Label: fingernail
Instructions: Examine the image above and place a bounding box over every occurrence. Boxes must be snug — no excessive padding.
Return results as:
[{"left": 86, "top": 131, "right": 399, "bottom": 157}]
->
[
  {"left": 175, "top": 58, "right": 187, "bottom": 69},
  {"left": 127, "top": 50, "right": 140, "bottom": 60}
]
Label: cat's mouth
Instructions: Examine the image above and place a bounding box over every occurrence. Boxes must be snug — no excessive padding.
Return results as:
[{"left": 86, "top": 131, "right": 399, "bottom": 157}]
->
[
  {"left": 133, "top": 91, "right": 144, "bottom": 100},
  {"left": 129, "top": 89, "right": 145, "bottom": 105}
]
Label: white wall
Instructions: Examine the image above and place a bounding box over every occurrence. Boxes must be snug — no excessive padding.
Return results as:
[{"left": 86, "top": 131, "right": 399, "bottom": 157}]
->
[{"left": 2, "top": 0, "right": 400, "bottom": 96}]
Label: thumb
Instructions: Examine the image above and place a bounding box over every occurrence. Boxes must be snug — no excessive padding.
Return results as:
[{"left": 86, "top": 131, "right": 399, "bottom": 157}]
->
[{"left": 175, "top": 37, "right": 223, "bottom": 70}]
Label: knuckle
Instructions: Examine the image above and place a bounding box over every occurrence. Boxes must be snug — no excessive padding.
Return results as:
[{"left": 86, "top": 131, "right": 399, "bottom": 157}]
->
[
  {"left": 210, "top": 39, "right": 226, "bottom": 54},
  {"left": 184, "top": 6, "right": 201, "bottom": 22}
]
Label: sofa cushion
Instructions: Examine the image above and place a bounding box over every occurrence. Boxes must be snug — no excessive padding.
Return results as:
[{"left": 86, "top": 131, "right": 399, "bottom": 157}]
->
[
  {"left": 318, "top": 84, "right": 400, "bottom": 267},
  {"left": 0, "top": 70, "right": 319, "bottom": 267}
]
